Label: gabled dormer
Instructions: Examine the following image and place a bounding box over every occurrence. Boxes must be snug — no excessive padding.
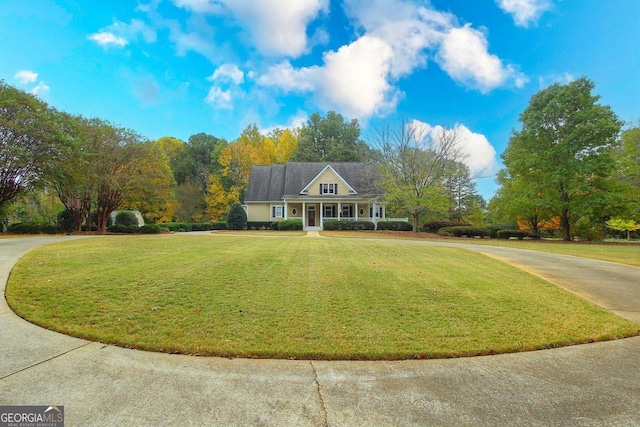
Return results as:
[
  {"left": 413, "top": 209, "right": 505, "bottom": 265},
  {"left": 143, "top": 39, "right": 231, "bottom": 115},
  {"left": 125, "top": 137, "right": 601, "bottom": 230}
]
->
[{"left": 299, "top": 165, "right": 357, "bottom": 196}]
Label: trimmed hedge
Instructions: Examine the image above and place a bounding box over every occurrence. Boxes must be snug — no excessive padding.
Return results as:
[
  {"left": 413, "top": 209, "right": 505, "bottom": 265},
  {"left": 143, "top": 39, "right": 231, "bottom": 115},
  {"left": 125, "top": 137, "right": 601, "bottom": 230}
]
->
[
  {"left": 497, "top": 229, "right": 531, "bottom": 240},
  {"left": 247, "top": 221, "right": 275, "bottom": 230},
  {"left": 190, "top": 222, "right": 211, "bottom": 231},
  {"left": 139, "top": 224, "right": 161, "bottom": 234},
  {"left": 277, "top": 219, "right": 303, "bottom": 230},
  {"left": 323, "top": 220, "right": 375, "bottom": 230},
  {"left": 159, "top": 222, "right": 214, "bottom": 232},
  {"left": 376, "top": 221, "right": 413, "bottom": 231},
  {"left": 422, "top": 220, "right": 471, "bottom": 233},
  {"left": 160, "top": 222, "right": 192, "bottom": 232},
  {"left": 438, "top": 226, "right": 489, "bottom": 238},
  {"left": 211, "top": 221, "right": 227, "bottom": 230},
  {"left": 7, "top": 222, "right": 60, "bottom": 234},
  {"left": 107, "top": 224, "right": 139, "bottom": 233}
]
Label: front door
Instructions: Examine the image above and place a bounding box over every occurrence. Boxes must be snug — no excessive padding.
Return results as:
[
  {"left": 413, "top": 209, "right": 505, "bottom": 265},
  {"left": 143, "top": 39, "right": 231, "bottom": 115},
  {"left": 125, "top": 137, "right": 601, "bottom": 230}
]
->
[{"left": 308, "top": 205, "right": 316, "bottom": 227}]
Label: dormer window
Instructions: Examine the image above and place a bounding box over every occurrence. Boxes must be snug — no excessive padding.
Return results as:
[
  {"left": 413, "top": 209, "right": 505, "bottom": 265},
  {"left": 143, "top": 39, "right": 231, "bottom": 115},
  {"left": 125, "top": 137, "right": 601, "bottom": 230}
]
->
[{"left": 320, "top": 183, "right": 338, "bottom": 194}]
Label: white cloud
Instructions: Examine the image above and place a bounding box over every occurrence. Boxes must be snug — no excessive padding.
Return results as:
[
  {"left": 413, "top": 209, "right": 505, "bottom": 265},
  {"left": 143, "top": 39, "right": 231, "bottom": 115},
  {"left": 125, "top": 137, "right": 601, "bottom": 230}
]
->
[
  {"left": 260, "top": 111, "right": 309, "bottom": 135},
  {"left": 88, "top": 19, "right": 156, "bottom": 50},
  {"left": 172, "top": 0, "right": 225, "bottom": 14},
  {"left": 409, "top": 120, "right": 498, "bottom": 175},
  {"left": 344, "top": 0, "right": 452, "bottom": 78},
  {"left": 496, "top": 0, "right": 552, "bottom": 27},
  {"left": 165, "top": 21, "right": 218, "bottom": 62},
  {"left": 14, "top": 70, "right": 38, "bottom": 85},
  {"left": 88, "top": 32, "right": 128, "bottom": 48},
  {"left": 257, "top": 61, "right": 319, "bottom": 92},
  {"left": 222, "top": 0, "right": 329, "bottom": 57},
  {"left": 205, "top": 86, "right": 234, "bottom": 109},
  {"left": 255, "top": 0, "right": 526, "bottom": 120},
  {"left": 317, "top": 35, "right": 400, "bottom": 118},
  {"left": 31, "top": 81, "right": 50, "bottom": 97},
  {"left": 209, "top": 64, "right": 244, "bottom": 85},
  {"left": 258, "top": 36, "right": 400, "bottom": 119},
  {"left": 171, "top": 0, "right": 328, "bottom": 57},
  {"left": 436, "top": 24, "right": 527, "bottom": 93},
  {"left": 538, "top": 72, "right": 574, "bottom": 88}
]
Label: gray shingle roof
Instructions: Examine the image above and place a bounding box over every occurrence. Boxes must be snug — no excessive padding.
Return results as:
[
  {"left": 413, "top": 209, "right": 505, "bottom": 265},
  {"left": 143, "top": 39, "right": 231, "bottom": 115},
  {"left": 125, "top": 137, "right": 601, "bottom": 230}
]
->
[{"left": 244, "top": 162, "right": 381, "bottom": 202}]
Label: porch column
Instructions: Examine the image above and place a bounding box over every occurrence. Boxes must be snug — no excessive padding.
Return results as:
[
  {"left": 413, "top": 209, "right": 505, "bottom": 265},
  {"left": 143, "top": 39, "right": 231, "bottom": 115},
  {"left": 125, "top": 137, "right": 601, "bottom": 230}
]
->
[
  {"left": 372, "top": 202, "right": 377, "bottom": 224},
  {"left": 320, "top": 202, "right": 323, "bottom": 228},
  {"left": 338, "top": 202, "right": 341, "bottom": 221},
  {"left": 302, "top": 202, "right": 306, "bottom": 228},
  {"left": 355, "top": 202, "right": 359, "bottom": 221},
  {"left": 284, "top": 200, "right": 288, "bottom": 220}
]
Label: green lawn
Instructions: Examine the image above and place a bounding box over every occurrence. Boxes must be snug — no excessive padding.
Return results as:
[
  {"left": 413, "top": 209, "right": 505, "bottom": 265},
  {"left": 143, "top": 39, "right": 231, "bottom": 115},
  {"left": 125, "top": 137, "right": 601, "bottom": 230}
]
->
[
  {"left": 321, "top": 230, "right": 640, "bottom": 267},
  {"left": 6, "top": 235, "right": 638, "bottom": 360}
]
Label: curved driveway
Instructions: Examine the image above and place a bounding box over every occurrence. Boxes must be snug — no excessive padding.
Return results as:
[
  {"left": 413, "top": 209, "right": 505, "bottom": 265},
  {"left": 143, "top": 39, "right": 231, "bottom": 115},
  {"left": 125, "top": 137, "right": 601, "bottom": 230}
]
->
[{"left": 1, "top": 235, "right": 639, "bottom": 426}]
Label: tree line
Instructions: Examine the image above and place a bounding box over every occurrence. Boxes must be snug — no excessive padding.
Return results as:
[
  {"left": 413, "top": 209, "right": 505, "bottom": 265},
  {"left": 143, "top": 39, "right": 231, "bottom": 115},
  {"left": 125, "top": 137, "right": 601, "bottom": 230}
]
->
[{"left": 1, "top": 77, "right": 638, "bottom": 240}]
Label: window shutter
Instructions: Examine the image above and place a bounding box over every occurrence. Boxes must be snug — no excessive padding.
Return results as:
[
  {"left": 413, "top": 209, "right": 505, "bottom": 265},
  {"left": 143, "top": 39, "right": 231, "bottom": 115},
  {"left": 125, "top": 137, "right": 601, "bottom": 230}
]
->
[{"left": 335, "top": 184, "right": 338, "bottom": 194}]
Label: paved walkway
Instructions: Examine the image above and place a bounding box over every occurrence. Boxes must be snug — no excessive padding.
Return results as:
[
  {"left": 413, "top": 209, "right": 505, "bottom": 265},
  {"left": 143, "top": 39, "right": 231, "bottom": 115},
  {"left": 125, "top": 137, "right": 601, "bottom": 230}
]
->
[{"left": 1, "top": 236, "right": 639, "bottom": 426}]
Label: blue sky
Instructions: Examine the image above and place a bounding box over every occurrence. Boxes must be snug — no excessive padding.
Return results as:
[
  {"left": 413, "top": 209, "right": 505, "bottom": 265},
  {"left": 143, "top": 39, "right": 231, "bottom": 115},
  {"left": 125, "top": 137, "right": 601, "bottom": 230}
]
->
[{"left": 1, "top": 0, "right": 638, "bottom": 199}]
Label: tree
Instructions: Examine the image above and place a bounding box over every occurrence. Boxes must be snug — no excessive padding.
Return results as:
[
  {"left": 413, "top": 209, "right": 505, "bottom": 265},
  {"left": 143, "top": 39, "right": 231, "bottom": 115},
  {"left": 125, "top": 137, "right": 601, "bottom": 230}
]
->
[
  {"left": 491, "top": 168, "right": 555, "bottom": 235},
  {"left": 120, "top": 141, "right": 175, "bottom": 223},
  {"left": 204, "top": 176, "right": 240, "bottom": 221},
  {"left": 606, "top": 217, "right": 640, "bottom": 240},
  {"left": 500, "top": 77, "right": 623, "bottom": 240},
  {"left": 208, "top": 124, "right": 298, "bottom": 219},
  {"left": 185, "top": 133, "right": 227, "bottom": 191},
  {"left": 226, "top": 202, "right": 247, "bottom": 230},
  {"left": 373, "top": 120, "right": 465, "bottom": 231},
  {"left": 443, "top": 161, "right": 480, "bottom": 222},
  {"left": 616, "top": 126, "right": 640, "bottom": 218},
  {"left": 0, "top": 81, "right": 68, "bottom": 209},
  {"left": 294, "top": 111, "right": 371, "bottom": 162}
]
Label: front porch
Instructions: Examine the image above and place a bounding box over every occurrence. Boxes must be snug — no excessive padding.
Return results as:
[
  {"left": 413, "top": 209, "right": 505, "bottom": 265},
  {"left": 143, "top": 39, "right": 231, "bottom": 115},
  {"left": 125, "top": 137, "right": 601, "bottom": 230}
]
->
[{"left": 283, "top": 200, "right": 386, "bottom": 231}]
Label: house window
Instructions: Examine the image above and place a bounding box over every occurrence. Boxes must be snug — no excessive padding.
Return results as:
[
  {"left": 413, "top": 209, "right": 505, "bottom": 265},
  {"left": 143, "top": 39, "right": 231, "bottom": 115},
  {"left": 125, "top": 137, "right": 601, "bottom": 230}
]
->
[
  {"left": 319, "top": 183, "right": 338, "bottom": 194},
  {"left": 359, "top": 208, "right": 365, "bottom": 216},
  {"left": 324, "top": 205, "right": 336, "bottom": 218},
  {"left": 292, "top": 208, "right": 297, "bottom": 216},
  {"left": 272, "top": 205, "right": 284, "bottom": 218},
  {"left": 342, "top": 205, "right": 353, "bottom": 218},
  {"left": 370, "top": 206, "right": 383, "bottom": 218}
]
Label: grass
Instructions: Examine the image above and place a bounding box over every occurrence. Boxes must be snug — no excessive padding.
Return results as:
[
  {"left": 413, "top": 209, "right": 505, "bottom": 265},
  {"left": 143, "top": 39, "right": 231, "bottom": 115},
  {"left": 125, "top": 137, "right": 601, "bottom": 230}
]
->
[
  {"left": 6, "top": 235, "right": 639, "bottom": 360},
  {"left": 320, "top": 230, "right": 640, "bottom": 267}
]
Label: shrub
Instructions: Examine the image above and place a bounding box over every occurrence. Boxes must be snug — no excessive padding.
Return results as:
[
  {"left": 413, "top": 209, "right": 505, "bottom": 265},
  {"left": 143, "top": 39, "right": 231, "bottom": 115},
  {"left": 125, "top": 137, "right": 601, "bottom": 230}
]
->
[
  {"left": 485, "top": 225, "right": 509, "bottom": 239},
  {"left": 277, "top": 219, "right": 303, "bottom": 230},
  {"left": 190, "top": 222, "right": 211, "bottom": 231},
  {"left": 159, "top": 222, "right": 192, "bottom": 232},
  {"left": 270, "top": 221, "right": 280, "bottom": 230},
  {"left": 438, "top": 226, "right": 489, "bottom": 238},
  {"left": 422, "top": 220, "right": 471, "bottom": 233},
  {"left": 139, "top": 224, "right": 161, "bottom": 234},
  {"left": 115, "top": 211, "right": 139, "bottom": 226},
  {"left": 8, "top": 222, "right": 42, "bottom": 234},
  {"left": 323, "top": 220, "right": 375, "bottom": 230},
  {"left": 376, "top": 221, "right": 413, "bottom": 231},
  {"left": 107, "top": 224, "right": 129, "bottom": 233},
  {"left": 41, "top": 225, "right": 60, "bottom": 234},
  {"left": 58, "top": 209, "right": 76, "bottom": 233},
  {"left": 247, "top": 221, "right": 274, "bottom": 230},
  {"left": 211, "top": 221, "right": 227, "bottom": 230},
  {"left": 496, "top": 229, "right": 530, "bottom": 240},
  {"left": 226, "top": 203, "right": 247, "bottom": 230}
]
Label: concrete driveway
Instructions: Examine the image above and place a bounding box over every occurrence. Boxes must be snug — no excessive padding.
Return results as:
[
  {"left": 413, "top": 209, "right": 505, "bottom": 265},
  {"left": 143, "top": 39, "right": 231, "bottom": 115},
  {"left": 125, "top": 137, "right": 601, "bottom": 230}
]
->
[{"left": 1, "top": 235, "right": 639, "bottom": 426}]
